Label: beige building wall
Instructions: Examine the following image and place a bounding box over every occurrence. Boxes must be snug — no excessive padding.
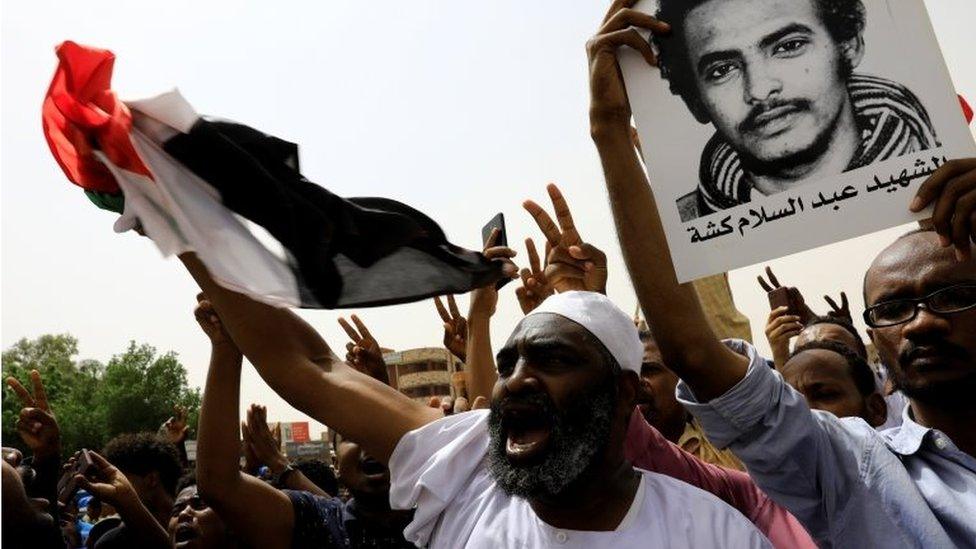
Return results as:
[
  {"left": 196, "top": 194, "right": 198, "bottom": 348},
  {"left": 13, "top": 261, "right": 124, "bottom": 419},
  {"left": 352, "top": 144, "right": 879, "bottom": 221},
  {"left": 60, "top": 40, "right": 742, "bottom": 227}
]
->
[{"left": 691, "top": 273, "right": 753, "bottom": 342}]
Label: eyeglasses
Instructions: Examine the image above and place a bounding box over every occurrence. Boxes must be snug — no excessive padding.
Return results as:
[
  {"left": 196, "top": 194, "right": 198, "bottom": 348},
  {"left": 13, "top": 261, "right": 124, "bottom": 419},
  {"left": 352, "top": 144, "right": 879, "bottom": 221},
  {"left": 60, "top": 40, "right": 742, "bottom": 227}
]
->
[{"left": 864, "top": 283, "right": 976, "bottom": 328}]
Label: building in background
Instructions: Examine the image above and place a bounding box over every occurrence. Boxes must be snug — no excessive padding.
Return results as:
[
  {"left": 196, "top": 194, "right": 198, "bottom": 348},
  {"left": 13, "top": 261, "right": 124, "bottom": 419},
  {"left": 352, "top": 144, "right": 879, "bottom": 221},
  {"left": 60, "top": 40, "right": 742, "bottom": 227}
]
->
[
  {"left": 280, "top": 420, "right": 329, "bottom": 461},
  {"left": 384, "top": 347, "right": 462, "bottom": 402}
]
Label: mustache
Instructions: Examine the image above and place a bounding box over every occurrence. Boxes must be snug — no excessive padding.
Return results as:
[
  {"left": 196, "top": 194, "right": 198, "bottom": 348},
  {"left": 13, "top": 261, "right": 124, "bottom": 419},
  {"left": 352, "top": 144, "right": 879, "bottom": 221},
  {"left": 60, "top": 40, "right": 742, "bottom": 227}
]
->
[
  {"left": 899, "top": 340, "right": 969, "bottom": 368},
  {"left": 490, "top": 392, "right": 557, "bottom": 420},
  {"left": 738, "top": 98, "right": 811, "bottom": 134}
]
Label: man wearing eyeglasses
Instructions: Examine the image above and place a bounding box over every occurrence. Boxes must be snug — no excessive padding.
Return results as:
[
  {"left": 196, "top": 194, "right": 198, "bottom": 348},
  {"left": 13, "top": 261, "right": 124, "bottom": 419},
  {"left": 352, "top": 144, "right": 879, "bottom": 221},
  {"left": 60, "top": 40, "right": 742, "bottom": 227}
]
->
[{"left": 586, "top": 8, "right": 976, "bottom": 542}]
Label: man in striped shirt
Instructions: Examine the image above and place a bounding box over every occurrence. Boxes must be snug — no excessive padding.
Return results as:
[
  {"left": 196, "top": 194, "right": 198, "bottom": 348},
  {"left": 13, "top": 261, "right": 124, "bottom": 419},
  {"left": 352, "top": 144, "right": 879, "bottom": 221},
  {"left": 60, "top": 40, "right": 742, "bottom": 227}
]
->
[{"left": 654, "top": 0, "right": 938, "bottom": 220}]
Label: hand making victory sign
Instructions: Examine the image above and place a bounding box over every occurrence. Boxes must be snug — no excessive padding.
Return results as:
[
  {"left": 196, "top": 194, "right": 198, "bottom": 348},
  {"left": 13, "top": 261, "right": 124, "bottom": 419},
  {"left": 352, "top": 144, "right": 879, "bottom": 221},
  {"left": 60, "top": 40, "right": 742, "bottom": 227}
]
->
[
  {"left": 6, "top": 370, "right": 61, "bottom": 460},
  {"left": 524, "top": 183, "right": 608, "bottom": 295},
  {"left": 434, "top": 295, "right": 468, "bottom": 363},
  {"left": 515, "top": 237, "right": 555, "bottom": 314},
  {"left": 338, "top": 315, "right": 389, "bottom": 384}
]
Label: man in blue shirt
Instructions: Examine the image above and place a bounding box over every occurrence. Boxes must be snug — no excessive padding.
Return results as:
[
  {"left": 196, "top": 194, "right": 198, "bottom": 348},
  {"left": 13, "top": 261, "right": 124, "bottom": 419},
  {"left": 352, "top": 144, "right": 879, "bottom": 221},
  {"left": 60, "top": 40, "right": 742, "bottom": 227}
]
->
[{"left": 586, "top": 2, "right": 976, "bottom": 545}]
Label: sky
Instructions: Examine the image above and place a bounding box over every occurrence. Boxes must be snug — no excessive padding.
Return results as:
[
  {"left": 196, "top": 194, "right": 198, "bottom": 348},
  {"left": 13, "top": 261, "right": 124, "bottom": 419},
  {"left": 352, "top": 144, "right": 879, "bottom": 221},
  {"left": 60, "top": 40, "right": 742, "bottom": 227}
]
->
[{"left": 3, "top": 0, "right": 975, "bottom": 439}]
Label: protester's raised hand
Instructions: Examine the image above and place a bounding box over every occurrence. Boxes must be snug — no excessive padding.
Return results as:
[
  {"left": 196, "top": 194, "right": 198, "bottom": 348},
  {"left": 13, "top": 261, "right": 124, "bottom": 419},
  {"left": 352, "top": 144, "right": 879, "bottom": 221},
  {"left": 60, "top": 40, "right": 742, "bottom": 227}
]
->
[
  {"left": 524, "top": 184, "right": 608, "bottom": 294},
  {"left": 823, "top": 292, "right": 854, "bottom": 324},
  {"left": 243, "top": 404, "right": 289, "bottom": 475},
  {"left": 757, "top": 266, "right": 815, "bottom": 324},
  {"left": 429, "top": 395, "right": 487, "bottom": 414},
  {"left": 194, "top": 292, "right": 234, "bottom": 347},
  {"left": 453, "top": 397, "right": 471, "bottom": 414},
  {"left": 765, "top": 307, "right": 803, "bottom": 369},
  {"left": 338, "top": 315, "right": 388, "bottom": 382},
  {"left": 515, "top": 238, "right": 555, "bottom": 314},
  {"left": 2, "top": 447, "right": 24, "bottom": 467},
  {"left": 6, "top": 370, "right": 61, "bottom": 459},
  {"left": 427, "top": 396, "right": 456, "bottom": 416},
  {"left": 240, "top": 418, "right": 260, "bottom": 475},
  {"left": 587, "top": 0, "right": 669, "bottom": 133},
  {"left": 435, "top": 295, "right": 468, "bottom": 363},
  {"left": 911, "top": 158, "right": 976, "bottom": 261},
  {"left": 73, "top": 451, "right": 139, "bottom": 508},
  {"left": 160, "top": 405, "right": 190, "bottom": 445}
]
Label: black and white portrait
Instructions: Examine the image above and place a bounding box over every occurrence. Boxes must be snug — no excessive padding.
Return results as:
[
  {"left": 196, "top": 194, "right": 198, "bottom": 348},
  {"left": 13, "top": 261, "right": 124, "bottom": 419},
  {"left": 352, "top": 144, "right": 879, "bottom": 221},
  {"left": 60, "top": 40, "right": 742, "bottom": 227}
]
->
[
  {"left": 654, "top": 0, "right": 939, "bottom": 221},
  {"left": 621, "top": 0, "right": 975, "bottom": 282}
]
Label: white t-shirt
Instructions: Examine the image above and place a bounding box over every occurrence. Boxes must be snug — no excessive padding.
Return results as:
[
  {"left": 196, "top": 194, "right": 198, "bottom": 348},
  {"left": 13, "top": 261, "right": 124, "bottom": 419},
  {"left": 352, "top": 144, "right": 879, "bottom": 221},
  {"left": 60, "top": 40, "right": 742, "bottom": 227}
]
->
[{"left": 389, "top": 410, "right": 772, "bottom": 548}]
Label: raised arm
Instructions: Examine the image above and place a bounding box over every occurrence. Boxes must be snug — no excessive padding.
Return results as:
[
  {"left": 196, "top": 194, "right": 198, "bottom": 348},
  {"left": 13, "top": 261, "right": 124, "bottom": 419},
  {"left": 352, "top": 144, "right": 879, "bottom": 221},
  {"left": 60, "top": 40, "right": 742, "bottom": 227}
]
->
[
  {"left": 179, "top": 253, "right": 443, "bottom": 463},
  {"left": 461, "top": 228, "right": 516, "bottom": 402},
  {"left": 5, "top": 371, "right": 62, "bottom": 518},
  {"left": 242, "top": 404, "right": 330, "bottom": 498},
  {"left": 586, "top": 0, "right": 747, "bottom": 400},
  {"left": 193, "top": 294, "right": 294, "bottom": 549}
]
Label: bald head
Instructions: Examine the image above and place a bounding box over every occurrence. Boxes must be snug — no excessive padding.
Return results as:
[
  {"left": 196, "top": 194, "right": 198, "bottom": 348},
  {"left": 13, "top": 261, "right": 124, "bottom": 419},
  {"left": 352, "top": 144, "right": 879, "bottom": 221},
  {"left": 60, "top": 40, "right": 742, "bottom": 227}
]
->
[
  {"left": 865, "top": 231, "right": 964, "bottom": 302},
  {"left": 864, "top": 229, "right": 976, "bottom": 406}
]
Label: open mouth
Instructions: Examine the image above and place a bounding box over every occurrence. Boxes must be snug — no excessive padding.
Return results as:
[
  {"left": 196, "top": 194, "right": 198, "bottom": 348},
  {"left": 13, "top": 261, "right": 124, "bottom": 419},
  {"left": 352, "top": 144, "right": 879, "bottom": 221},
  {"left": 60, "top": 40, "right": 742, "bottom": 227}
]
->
[
  {"left": 502, "top": 404, "right": 553, "bottom": 463},
  {"left": 174, "top": 523, "right": 199, "bottom": 546},
  {"left": 360, "top": 456, "right": 388, "bottom": 478}
]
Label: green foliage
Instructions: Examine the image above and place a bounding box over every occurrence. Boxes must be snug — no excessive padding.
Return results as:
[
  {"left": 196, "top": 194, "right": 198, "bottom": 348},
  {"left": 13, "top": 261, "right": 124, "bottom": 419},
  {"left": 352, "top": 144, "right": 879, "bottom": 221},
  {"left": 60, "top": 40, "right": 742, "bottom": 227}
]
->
[{"left": 2, "top": 334, "right": 199, "bottom": 457}]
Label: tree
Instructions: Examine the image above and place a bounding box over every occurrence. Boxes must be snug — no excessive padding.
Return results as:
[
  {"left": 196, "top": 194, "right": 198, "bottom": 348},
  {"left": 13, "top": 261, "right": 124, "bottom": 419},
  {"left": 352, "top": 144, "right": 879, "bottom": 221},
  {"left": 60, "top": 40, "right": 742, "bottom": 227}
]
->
[
  {"left": 99, "top": 342, "right": 201, "bottom": 442},
  {"left": 2, "top": 335, "right": 200, "bottom": 457}
]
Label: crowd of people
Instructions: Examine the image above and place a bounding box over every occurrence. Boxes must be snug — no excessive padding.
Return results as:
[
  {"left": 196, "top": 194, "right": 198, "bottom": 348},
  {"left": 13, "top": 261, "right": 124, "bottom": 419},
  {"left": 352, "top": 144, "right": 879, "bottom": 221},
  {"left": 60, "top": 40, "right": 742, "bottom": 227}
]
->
[{"left": 5, "top": 0, "right": 976, "bottom": 547}]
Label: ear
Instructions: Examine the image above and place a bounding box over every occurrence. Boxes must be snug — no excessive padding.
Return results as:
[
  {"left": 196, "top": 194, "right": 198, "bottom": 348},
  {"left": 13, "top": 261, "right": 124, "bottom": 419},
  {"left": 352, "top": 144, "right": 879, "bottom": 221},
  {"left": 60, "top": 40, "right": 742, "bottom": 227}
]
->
[
  {"left": 839, "top": 35, "right": 865, "bottom": 72},
  {"left": 865, "top": 392, "right": 888, "bottom": 428},
  {"left": 617, "top": 371, "right": 641, "bottom": 414}
]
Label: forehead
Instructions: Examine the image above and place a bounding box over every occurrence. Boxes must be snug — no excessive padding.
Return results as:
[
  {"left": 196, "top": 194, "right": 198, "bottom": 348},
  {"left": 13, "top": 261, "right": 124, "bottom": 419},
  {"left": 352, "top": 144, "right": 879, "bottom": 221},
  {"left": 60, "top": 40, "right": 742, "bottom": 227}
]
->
[
  {"left": 504, "top": 314, "right": 598, "bottom": 353},
  {"left": 797, "top": 324, "right": 858, "bottom": 348},
  {"left": 684, "top": 0, "right": 822, "bottom": 55},
  {"left": 782, "top": 350, "right": 854, "bottom": 386},
  {"left": 865, "top": 234, "right": 976, "bottom": 304},
  {"left": 175, "top": 486, "right": 197, "bottom": 503}
]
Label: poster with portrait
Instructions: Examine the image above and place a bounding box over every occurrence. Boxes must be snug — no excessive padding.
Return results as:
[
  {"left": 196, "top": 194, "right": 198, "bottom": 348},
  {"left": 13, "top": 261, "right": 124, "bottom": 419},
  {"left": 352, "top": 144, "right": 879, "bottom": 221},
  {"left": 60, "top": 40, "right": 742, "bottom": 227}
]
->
[{"left": 619, "top": 0, "right": 976, "bottom": 282}]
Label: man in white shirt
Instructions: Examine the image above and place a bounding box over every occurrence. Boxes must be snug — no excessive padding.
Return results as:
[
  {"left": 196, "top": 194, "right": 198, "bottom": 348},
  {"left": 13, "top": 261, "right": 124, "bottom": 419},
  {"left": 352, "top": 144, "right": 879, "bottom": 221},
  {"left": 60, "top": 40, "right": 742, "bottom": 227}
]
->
[
  {"left": 389, "top": 291, "right": 771, "bottom": 547},
  {"left": 178, "top": 258, "right": 771, "bottom": 548}
]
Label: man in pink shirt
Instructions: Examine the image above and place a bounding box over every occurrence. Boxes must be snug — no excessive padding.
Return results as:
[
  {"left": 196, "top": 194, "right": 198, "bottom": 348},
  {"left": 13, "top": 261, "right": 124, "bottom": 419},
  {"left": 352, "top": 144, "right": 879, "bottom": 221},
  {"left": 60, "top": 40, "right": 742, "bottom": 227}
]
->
[{"left": 625, "top": 408, "right": 816, "bottom": 548}]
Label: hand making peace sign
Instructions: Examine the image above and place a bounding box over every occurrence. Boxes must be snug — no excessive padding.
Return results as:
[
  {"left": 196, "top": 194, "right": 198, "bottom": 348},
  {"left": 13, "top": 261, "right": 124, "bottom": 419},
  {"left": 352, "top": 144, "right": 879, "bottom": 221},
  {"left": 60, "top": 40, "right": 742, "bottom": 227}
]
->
[
  {"left": 523, "top": 183, "right": 608, "bottom": 295},
  {"left": 6, "top": 370, "right": 61, "bottom": 459}
]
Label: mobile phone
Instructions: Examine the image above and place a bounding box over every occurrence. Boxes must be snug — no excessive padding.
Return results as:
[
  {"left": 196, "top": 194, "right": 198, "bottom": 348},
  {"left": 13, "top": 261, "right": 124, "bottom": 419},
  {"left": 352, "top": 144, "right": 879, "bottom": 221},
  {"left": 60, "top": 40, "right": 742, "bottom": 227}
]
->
[
  {"left": 767, "top": 287, "right": 796, "bottom": 315},
  {"left": 57, "top": 449, "right": 94, "bottom": 504},
  {"left": 481, "top": 213, "right": 512, "bottom": 290},
  {"left": 481, "top": 213, "right": 507, "bottom": 248}
]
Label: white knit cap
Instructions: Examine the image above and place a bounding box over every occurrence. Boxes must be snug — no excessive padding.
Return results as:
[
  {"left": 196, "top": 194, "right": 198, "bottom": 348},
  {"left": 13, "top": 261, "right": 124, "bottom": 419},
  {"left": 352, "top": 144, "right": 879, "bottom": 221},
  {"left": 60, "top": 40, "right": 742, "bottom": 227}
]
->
[{"left": 526, "top": 291, "right": 642, "bottom": 373}]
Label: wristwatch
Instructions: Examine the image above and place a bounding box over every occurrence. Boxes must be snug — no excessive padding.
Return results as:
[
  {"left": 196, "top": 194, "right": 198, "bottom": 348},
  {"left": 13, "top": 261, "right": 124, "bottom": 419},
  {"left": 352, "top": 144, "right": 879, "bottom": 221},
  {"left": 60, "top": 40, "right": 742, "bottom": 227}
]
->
[{"left": 270, "top": 464, "right": 296, "bottom": 488}]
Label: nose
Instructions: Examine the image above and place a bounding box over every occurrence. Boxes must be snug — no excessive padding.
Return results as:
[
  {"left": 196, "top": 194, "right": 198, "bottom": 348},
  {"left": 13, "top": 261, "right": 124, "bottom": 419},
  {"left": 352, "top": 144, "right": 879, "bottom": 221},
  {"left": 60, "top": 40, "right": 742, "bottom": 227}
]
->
[
  {"left": 178, "top": 504, "right": 196, "bottom": 523},
  {"left": 901, "top": 305, "right": 951, "bottom": 340},
  {"left": 743, "top": 61, "right": 782, "bottom": 104},
  {"left": 503, "top": 360, "right": 543, "bottom": 395}
]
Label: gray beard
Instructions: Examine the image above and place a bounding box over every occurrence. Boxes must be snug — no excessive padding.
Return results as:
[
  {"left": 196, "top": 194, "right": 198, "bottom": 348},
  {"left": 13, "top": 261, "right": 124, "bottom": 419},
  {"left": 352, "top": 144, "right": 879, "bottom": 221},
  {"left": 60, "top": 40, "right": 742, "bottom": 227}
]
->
[{"left": 487, "top": 378, "right": 616, "bottom": 500}]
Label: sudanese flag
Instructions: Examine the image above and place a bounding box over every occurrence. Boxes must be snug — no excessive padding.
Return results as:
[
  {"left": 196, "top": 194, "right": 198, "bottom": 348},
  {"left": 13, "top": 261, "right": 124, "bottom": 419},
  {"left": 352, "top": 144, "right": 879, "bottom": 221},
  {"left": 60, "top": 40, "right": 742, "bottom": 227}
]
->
[{"left": 42, "top": 41, "right": 503, "bottom": 309}]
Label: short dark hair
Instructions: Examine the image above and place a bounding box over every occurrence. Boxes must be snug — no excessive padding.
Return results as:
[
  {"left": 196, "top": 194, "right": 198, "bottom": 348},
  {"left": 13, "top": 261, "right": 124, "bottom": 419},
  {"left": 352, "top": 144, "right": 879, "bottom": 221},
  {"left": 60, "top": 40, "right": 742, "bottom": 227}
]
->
[
  {"left": 102, "top": 433, "right": 182, "bottom": 497},
  {"left": 790, "top": 340, "right": 876, "bottom": 396},
  {"left": 293, "top": 458, "right": 339, "bottom": 497},
  {"left": 803, "top": 315, "right": 867, "bottom": 358},
  {"left": 655, "top": 0, "right": 867, "bottom": 122},
  {"left": 175, "top": 470, "right": 197, "bottom": 494}
]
